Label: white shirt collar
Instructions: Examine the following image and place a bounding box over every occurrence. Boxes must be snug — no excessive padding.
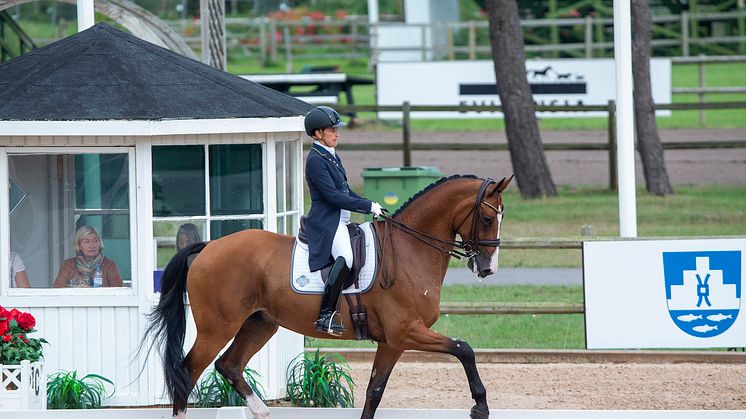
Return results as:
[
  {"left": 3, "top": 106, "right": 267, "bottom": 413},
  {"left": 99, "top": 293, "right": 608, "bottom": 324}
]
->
[{"left": 314, "top": 140, "right": 335, "bottom": 156}]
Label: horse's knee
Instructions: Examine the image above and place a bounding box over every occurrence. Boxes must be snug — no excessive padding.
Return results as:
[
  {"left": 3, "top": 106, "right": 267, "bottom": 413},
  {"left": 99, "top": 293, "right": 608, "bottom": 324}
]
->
[{"left": 450, "top": 338, "right": 476, "bottom": 363}]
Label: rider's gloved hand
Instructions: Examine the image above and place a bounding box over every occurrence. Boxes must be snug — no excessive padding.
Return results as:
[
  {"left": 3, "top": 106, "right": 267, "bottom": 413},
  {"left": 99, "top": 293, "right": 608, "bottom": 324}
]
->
[{"left": 370, "top": 202, "right": 384, "bottom": 217}]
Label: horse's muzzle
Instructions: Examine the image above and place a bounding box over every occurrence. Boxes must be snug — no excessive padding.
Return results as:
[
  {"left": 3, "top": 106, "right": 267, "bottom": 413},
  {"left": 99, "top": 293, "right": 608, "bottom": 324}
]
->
[{"left": 478, "top": 268, "right": 494, "bottom": 278}]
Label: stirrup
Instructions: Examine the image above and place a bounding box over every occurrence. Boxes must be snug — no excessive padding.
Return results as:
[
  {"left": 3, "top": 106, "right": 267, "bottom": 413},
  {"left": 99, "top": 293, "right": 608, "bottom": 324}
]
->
[{"left": 315, "top": 311, "right": 345, "bottom": 336}]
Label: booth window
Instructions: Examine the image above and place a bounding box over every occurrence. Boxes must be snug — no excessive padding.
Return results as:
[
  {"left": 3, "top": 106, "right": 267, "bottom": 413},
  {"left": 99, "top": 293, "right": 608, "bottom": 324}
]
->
[
  {"left": 7, "top": 153, "right": 132, "bottom": 289},
  {"left": 276, "top": 140, "right": 300, "bottom": 236},
  {"left": 152, "top": 144, "right": 263, "bottom": 271}
]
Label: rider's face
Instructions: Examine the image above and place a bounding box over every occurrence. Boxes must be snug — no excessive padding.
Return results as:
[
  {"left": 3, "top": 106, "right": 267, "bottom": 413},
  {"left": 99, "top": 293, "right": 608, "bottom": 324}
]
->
[{"left": 316, "top": 127, "right": 339, "bottom": 148}]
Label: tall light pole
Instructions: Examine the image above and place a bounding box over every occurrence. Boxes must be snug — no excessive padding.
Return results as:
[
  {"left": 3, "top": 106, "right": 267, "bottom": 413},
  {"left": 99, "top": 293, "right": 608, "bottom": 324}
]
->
[
  {"left": 613, "top": 0, "right": 638, "bottom": 237},
  {"left": 77, "top": 0, "right": 95, "bottom": 32}
]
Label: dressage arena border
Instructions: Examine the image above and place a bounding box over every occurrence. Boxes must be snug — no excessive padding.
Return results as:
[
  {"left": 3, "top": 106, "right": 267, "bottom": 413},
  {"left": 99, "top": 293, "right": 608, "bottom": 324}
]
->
[
  {"left": 321, "top": 348, "right": 746, "bottom": 364},
  {"left": 2, "top": 408, "right": 746, "bottom": 419}
]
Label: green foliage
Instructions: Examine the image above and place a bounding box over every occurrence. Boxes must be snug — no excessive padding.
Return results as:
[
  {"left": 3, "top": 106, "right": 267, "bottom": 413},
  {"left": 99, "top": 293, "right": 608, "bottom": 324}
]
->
[
  {"left": 286, "top": 349, "right": 355, "bottom": 407},
  {"left": 194, "top": 367, "right": 265, "bottom": 408},
  {"left": 46, "top": 370, "right": 113, "bottom": 409}
]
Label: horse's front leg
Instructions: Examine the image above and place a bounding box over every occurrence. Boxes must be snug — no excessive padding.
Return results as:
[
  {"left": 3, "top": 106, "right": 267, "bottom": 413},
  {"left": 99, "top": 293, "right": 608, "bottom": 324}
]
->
[
  {"left": 361, "top": 343, "right": 403, "bottom": 419},
  {"left": 402, "top": 323, "right": 489, "bottom": 419}
]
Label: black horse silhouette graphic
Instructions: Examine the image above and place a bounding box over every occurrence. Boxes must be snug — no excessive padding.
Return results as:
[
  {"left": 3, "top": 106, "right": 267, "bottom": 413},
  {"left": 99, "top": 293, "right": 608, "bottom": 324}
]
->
[{"left": 531, "top": 66, "right": 553, "bottom": 77}]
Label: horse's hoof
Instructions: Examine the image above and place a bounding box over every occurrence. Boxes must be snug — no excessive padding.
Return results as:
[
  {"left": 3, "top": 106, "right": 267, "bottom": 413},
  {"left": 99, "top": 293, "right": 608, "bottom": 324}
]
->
[{"left": 470, "top": 404, "right": 489, "bottom": 419}]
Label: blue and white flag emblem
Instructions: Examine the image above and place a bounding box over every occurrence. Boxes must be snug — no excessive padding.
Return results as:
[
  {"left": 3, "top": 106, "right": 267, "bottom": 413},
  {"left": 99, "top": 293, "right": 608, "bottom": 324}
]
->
[{"left": 663, "top": 251, "right": 741, "bottom": 338}]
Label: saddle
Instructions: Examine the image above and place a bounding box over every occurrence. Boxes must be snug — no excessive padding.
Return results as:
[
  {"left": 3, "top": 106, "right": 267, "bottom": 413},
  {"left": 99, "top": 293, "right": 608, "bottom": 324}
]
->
[
  {"left": 298, "top": 216, "right": 367, "bottom": 288},
  {"left": 298, "top": 215, "right": 371, "bottom": 340}
]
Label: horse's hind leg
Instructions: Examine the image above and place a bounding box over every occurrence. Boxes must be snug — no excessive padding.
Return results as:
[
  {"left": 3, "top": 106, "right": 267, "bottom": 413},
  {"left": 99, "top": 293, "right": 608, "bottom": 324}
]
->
[
  {"left": 401, "top": 324, "right": 489, "bottom": 419},
  {"left": 360, "top": 343, "right": 403, "bottom": 419},
  {"left": 214, "top": 311, "right": 278, "bottom": 419}
]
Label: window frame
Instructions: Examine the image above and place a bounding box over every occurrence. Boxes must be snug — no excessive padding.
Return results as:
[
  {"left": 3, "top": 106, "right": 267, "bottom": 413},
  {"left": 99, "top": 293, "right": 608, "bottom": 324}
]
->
[
  {"left": 151, "top": 143, "right": 266, "bottom": 242},
  {"left": 0, "top": 146, "right": 138, "bottom": 299}
]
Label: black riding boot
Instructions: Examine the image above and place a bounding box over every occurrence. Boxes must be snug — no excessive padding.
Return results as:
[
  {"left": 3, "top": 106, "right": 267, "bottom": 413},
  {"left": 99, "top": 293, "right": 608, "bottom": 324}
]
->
[{"left": 315, "top": 256, "right": 349, "bottom": 336}]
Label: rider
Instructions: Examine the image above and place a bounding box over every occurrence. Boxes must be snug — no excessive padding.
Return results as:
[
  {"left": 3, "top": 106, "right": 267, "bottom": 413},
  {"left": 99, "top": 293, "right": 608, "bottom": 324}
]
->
[{"left": 304, "top": 106, "right": 384, "bottom": 336}]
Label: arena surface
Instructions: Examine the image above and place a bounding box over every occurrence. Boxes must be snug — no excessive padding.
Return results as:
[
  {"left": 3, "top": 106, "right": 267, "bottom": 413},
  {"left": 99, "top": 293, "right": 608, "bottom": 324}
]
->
[{"left": 348, "top": 361, "right": 746, "bottom": 409}]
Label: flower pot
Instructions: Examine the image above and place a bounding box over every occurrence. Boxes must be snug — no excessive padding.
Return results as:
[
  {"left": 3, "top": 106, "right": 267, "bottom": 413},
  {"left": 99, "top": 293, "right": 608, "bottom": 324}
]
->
[{"left": 0, "top": 360, "right": 46, "bottom": 410}]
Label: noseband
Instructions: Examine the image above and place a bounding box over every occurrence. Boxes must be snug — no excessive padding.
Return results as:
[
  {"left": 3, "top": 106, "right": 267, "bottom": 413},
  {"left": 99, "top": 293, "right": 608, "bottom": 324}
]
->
[{"left": 377, "top": 178, "right": 501, "bottom": 288}]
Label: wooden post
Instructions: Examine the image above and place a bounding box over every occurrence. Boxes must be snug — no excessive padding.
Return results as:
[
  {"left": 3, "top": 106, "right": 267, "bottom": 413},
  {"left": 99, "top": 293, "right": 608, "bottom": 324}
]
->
[
  {"left": 698, "top": 55, "right": 706, "bottom": 125},
  {"left": 468, "top": 21, "right": 476, "bottom": 60},
  {"left": 585, "top": 15, "right": 593, "bottom": 58},
  {"left": 607, "top": 100, "right": 617, "bottom": 191},
  {"left": 259, "top": 20, "right": 267, "bottom": 65},
  {"left": 549, "top": 0, "right": 559, "bottom": 58},
  {"left": 269, "top": 18, "right": 278, "bottom": 64},
  {"left": 283, "top": 25, "right": 293, "bottom": 73},
  {"left": 738, "top": 0, "right": 746, "bottom": 54},
  {"left": 446, "top": 23, "right": 454, "bottom": 60},
  {"left": 421, "top": 25, "right": 427, "bottom": 61},
  {"left": 403, "top": 101, "right": 412, "bottom": 167},
  {"left": 681, "top": 11, "right": 690, "bottom": 56}
]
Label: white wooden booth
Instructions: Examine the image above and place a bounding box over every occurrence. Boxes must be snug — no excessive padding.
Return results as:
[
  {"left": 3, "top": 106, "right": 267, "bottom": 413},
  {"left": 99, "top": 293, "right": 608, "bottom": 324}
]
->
[{"left": 0, "top": 23, "right": 312, "bottom": 406}]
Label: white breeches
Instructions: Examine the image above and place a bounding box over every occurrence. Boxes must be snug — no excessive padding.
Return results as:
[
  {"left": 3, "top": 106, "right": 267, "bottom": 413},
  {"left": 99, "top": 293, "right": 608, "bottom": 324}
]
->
[{"left": 331, "top": 209, "right": 353, "bottom": 268}]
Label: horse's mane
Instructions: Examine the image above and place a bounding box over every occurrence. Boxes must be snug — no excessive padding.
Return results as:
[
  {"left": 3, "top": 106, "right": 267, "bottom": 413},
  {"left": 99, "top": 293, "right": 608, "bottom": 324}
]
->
[{"left": 392, "top": 174, "right": 480, "bottom": 218}]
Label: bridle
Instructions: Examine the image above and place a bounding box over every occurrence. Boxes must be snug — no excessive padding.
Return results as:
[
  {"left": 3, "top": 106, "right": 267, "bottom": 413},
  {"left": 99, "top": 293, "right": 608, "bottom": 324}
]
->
[{"left": 377, "top": 178, "right": 503, "bottom": 288}]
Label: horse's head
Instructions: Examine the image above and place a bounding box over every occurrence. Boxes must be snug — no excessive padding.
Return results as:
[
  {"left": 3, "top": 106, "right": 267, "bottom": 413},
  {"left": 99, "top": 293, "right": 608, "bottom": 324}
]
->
[{"left": 456, "top": 175, "right": 513, "bottom": 279}]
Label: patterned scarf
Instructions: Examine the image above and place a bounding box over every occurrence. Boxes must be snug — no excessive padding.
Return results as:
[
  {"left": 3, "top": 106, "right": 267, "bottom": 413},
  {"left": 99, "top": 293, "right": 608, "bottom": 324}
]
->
[{"left": 75, "top": 252, "right": 104, "bottom": 280}]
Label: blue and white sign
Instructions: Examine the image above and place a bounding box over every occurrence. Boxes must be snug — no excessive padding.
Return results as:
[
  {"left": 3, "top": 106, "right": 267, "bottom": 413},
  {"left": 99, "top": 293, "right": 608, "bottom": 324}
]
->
[
  {"left": 584, "top": 238, "right": 746, "bottom": 349},
  {"left": 664, "top": 251, "right": 741, "bottom": 338}
]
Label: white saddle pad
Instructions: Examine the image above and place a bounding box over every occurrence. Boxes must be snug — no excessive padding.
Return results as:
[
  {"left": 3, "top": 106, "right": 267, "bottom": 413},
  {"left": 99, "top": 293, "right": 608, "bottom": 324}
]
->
[{"left": 291, "top": 222, "right": 378, "bottom": 294}]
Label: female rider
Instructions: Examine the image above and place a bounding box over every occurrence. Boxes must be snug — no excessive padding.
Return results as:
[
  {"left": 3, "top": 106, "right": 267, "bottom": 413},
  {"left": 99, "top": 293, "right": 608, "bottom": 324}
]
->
[{"left": 304, "top": 106, "right": 383, "bottom": 336}]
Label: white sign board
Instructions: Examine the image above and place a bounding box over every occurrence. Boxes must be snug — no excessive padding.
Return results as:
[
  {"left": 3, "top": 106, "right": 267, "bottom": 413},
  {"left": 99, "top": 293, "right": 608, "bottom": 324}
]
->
[
  {"left": 376, "top": 59, "right": 671, "bottom": 118},
  {"left": 583, "top": 238, "right": 746, "bottom": 349}
]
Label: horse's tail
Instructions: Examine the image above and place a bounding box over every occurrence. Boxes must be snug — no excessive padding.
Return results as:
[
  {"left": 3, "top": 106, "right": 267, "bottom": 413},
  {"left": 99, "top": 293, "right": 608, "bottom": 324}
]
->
[{"left": 142, "top": 242, "right": 207, "bottom": 403}]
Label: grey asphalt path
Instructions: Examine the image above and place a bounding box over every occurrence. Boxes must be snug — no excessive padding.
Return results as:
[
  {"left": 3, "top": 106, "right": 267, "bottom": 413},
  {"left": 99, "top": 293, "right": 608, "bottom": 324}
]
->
[{"left": 444, "top": 267, "right": 582, "bottom": 286}]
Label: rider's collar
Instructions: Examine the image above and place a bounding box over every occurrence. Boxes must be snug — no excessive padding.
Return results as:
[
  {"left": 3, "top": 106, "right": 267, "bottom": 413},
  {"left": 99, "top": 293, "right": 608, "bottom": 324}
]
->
[{"left": 313, "top": 141, "right": 335, "bottom": 157}]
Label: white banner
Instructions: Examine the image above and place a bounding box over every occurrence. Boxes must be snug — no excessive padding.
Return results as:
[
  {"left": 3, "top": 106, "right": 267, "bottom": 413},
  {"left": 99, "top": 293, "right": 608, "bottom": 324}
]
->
[
  {"left": 377, "top": 59, "right": 671, "bottom": 118},
  {"left": 583, "top": 238, "right": 746, "bottom": 349}
]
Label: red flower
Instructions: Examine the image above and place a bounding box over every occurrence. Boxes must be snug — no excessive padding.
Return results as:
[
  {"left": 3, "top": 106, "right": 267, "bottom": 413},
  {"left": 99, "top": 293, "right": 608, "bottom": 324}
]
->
[
  {"left": 0, "top": 306, "right": 10, "bottom": 320},
  {"left": 0, "top": 319, "right": 8, "bottom": 335},
  {"left": 9, "top": 308, "right": 21, "bottom": 319},
  {"left": 16, "top": 312, "right": 36, "bottom": 330},
  {"left": 2, "top": 334, "right": 11, "bottom": 343},
  {"left": 17, "top": 334, "right": 24, "bottom": 340}
]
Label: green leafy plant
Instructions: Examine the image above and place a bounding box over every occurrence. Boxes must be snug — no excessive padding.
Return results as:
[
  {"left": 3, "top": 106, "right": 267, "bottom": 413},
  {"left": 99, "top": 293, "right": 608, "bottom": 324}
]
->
[
  {"left": 286, "top": 349, "right": 354, "bottom": 407},
  {"left": 46, "top": 370, "right": 113, "bottom": 409},
  {"left": 0, "top": 306, "right": 47, "bottom": 364},
  {"left": 194, "top": 367, "right": 265, "bottom": 407}
]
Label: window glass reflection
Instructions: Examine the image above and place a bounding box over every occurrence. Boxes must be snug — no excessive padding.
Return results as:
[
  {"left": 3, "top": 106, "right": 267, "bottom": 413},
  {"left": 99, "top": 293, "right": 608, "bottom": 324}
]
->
[{"left": 8, "top": 153, "right": 131, "bottom": 288}]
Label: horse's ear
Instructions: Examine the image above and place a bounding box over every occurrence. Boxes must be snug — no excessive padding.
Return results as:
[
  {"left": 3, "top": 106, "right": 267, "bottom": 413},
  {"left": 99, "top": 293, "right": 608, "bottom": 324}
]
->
[{"left": 489, "top": 175, "right": 514, "bottom": 195}]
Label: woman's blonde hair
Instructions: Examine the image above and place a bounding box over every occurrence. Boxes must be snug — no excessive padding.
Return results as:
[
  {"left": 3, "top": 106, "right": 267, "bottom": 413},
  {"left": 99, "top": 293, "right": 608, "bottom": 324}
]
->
[{"left": 74, "top": 225, "right": 105, "bottom": 253}]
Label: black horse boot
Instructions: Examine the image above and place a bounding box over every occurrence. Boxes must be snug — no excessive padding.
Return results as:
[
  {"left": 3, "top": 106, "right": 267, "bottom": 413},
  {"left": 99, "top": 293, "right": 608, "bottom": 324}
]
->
[{"left": 315, "top": 256, "right": 349, "bottom": 336}]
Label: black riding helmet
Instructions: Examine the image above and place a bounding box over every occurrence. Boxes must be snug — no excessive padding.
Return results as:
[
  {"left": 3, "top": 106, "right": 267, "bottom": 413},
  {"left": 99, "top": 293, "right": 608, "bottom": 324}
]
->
[{"left": 304, "top": 106, "right": 346, "bottom": 137}]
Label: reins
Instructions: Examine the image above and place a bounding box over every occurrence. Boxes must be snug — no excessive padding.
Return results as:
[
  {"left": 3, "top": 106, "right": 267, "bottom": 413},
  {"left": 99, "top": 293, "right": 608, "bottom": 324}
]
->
[{"left": 375, "top": 178, "right": 501, "bottom": 289}]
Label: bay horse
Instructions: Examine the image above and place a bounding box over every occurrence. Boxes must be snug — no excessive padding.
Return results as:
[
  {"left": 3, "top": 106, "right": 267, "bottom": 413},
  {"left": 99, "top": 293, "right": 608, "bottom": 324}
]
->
[{"left": 145, "top": 174, "right": 512, "bottom": 419}]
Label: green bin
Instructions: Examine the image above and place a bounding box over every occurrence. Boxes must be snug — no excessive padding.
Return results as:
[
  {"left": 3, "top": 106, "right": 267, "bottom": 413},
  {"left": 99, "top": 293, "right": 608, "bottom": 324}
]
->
[{"left": 362, "top": 167, "right": 444, "bottom": 214}]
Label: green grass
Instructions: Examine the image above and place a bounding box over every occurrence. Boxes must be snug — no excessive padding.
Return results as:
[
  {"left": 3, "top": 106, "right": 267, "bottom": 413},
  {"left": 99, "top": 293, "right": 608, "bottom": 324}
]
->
[{"left": 306, "top": 284, "right": 585, "bottom": 350}]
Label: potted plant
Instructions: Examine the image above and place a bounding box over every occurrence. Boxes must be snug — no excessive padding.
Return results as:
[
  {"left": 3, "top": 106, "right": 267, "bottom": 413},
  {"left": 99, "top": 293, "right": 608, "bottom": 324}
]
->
[
  {"left": 285, "top": 349, "right": 355, "bottom": 408},
  {"left": 0, "top": 305, "right": 47, "bottom": 410}
]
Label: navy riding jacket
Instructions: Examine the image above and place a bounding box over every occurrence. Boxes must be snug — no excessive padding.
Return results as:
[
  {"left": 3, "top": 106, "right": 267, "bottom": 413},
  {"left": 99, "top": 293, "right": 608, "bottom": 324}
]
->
[{"left": 305, "top": 143, "right": 372, "bottom": 271}]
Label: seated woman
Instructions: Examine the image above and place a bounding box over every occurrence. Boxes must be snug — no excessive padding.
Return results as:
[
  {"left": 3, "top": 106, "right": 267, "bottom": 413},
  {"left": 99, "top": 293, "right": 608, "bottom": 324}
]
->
[{"left": 53, "top": 225, "right": 123, "bottom": 288}]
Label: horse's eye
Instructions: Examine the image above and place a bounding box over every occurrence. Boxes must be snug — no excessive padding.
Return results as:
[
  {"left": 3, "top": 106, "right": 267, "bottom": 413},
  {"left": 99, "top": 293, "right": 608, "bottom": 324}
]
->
[{"left": 482, "top": 216, "right": 494, "bottom": 225}]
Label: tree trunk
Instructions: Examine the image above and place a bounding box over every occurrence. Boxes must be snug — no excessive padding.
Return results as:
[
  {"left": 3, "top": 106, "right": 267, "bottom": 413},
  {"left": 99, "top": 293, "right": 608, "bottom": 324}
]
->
[
  {"left": 484, "top": 0, "right": 557, "bottom": 199},
  {"left": 632, "top": 0, "right": 674, "bottom": 196}
]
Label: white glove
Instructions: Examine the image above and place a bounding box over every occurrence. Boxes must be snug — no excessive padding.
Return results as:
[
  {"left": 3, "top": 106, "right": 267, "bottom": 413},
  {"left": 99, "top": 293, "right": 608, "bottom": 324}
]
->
[{"left": 370, "top": 202, "right": 384, "bottom": 217}]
